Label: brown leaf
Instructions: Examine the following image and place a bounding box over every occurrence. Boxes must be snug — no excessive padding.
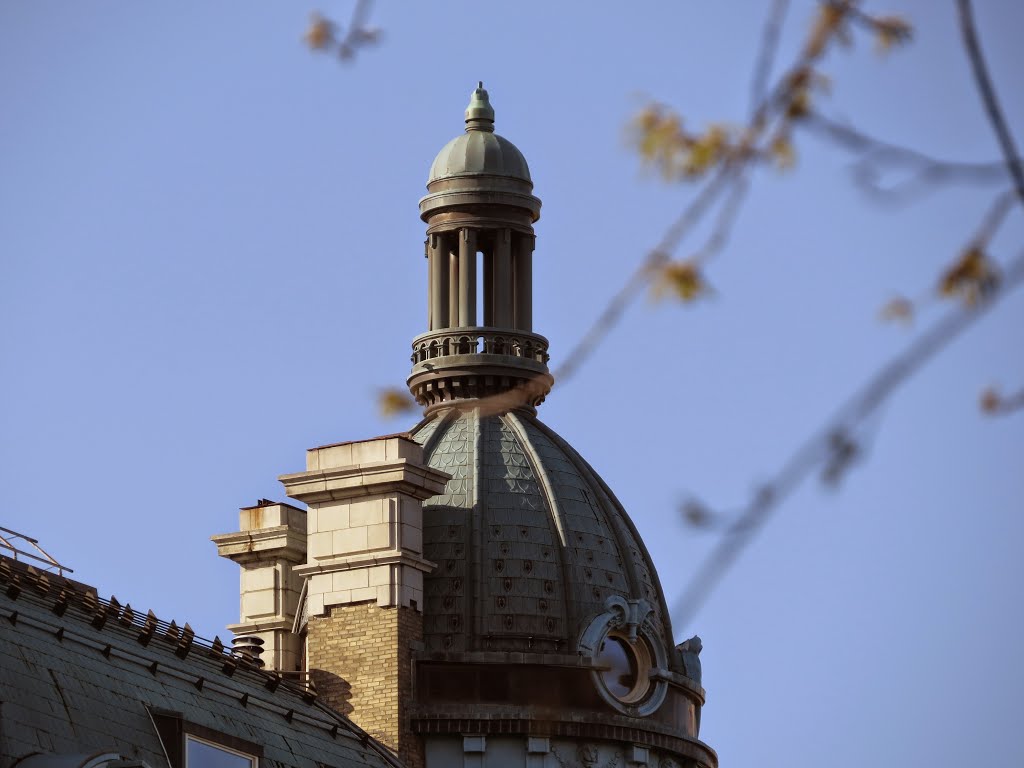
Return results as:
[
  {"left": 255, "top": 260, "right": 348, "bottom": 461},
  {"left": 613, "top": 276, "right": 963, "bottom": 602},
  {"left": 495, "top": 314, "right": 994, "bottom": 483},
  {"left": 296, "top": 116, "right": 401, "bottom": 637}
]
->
[
  {"left": 873, "top": 15, "right": 913, "bottom": 54},
  {"left": 806, "top": 3, "right": 847, "bottom": 58},
  {"left": 378, "top": 388, "right": 416, "bottom": 418},
  {"left": 653, "top": 261, "right": 708, "bottom": 303},
  {"left": 768, "top": 135, "right": 796, "bottom": 170},
  {"left": 879, "top": 296, "right": 914, "bottom": 324},
  {"left": 938, "top": 247, "right": 1000, "bottom": 305},
  {"left": 979, "top": 387, "right": 1002, "bottom": 414},
  {"left": 785, "top": 89, "right": 811, "bottom": 120},
  {"left": 304, "top": 13, "right": 335, "bottom": 50}
]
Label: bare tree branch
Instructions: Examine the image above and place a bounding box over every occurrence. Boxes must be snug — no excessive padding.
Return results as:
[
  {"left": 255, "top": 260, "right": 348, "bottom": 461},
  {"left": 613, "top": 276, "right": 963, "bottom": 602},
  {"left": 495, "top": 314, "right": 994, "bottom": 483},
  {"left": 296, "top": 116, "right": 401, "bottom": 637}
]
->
[
  {"left": 672, "top": 247, "right": 1024, "bottom": 629},
  {"left": 750, "top": 0, "right": 791, "bottom": 118},
  {"left": 553, "top": 164, "right": 737, "bottom": 383},
  {"left": 957, "top": 0, "right": 1024, "bottom": 205},
  {"left": 802, "top": 111, "right": 1007, "bottom": 203}
]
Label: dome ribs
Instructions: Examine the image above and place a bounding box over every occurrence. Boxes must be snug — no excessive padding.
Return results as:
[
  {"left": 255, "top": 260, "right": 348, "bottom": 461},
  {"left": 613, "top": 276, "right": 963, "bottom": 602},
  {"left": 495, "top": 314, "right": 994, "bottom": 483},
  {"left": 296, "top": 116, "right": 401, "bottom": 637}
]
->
[
  {"left": 533, "top": 418, "right": 677, "bottom": 658},
  {"left": 412, "top": 408, "right": 675, "bottom": 658}
]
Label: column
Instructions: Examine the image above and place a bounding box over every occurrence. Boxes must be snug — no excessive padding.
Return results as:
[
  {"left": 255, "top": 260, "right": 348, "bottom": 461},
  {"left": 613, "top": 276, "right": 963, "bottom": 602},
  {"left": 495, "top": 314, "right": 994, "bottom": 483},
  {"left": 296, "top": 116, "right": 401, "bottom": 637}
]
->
[
  {"left": 482, "top": 248, "right": 493, "bottom": 326},
  {"left": 448, "top": 235, "right": 460, "bottom": 328},
  {"left": 429, "top": 233, "right": 449, "bottom": 331},
  {"left": 493, "top": 228, "right": 513, "bottom": 327},
  {"left": 458, "top": 228, "right": 477, "bottom": 327},
  {"left": 425, "top": 238, "right": 432, "bottom": 329},
  {"left": 514, "top": 234, "right": 534, "bottom": 332}
]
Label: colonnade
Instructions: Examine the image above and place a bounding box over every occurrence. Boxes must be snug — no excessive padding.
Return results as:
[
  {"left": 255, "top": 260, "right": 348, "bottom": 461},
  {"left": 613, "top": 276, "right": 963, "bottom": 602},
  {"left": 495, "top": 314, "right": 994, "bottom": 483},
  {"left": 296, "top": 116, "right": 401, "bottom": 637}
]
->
[{"left": 427, "top": 227, "right": 535, "bottom": 332}]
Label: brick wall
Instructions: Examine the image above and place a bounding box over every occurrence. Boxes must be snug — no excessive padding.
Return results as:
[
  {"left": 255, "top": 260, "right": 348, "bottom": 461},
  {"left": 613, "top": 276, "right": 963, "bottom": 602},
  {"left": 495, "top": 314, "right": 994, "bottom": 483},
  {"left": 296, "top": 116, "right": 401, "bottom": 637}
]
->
[{"left": 307, "top": 601, "right": 423, "bottom": 768}]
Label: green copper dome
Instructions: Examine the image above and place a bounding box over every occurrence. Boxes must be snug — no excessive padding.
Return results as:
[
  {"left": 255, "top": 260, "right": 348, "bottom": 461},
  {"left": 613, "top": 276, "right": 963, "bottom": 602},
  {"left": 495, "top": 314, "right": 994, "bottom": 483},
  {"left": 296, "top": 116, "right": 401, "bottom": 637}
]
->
[
  {"left": 412, "top": 408, "right": 676, "bottom": 662},
  {"left": 427, "top": 83, "right": 533, "bottom": 184}
]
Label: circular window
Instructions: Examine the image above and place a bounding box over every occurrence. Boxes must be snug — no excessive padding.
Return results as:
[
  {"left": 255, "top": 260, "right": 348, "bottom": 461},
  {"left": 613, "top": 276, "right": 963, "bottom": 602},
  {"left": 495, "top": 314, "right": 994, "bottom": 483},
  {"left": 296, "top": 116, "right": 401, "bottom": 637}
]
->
[{"left": 596, "top": 632, "right": 652, "bottom": 704}]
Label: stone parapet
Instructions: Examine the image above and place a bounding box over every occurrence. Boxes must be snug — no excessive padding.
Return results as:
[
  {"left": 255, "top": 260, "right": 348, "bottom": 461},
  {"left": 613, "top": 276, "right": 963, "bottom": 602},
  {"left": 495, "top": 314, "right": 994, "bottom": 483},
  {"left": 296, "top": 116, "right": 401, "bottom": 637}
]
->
[
  {"left": 212, "top": 501, "right": 307, "bottom": 672},
  {"left": 282, "top": 435, "right": 449, "bottom": 615}
]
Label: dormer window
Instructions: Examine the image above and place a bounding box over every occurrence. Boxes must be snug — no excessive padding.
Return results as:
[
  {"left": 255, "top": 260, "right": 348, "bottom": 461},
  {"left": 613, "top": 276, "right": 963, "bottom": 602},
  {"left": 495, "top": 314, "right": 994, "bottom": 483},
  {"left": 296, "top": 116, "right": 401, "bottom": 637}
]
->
[
  {"left": 186, "top": 736, "right": 257, "bottom": 768},
  {"left": 149, "top": 708, "right": 262, "bottom": 768}
]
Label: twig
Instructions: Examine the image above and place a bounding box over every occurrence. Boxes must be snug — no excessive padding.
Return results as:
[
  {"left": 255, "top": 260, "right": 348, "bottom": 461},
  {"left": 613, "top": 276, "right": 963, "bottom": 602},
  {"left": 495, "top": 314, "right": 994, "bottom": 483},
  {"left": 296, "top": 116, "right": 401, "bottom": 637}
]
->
[
  {"left": 673, "top": 248, "right": 1024, "bottom": 629},
  {"left": 750, "top": 0, "right": 791, "bottom": 119},
  {"left": 957, "top": 0, "right": 1024, "bottom": 205},
  {"left": 802, "top": 112, "right": 1007, "bottom": 202},
  {"left": 553, "top": 164, "right": 737, "bottom": 383}
]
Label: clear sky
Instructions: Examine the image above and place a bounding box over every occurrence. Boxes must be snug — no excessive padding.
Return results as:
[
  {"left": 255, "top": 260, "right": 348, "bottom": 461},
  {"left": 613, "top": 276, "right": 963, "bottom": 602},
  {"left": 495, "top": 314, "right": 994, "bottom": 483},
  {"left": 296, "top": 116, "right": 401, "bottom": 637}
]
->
[{"left": 2, "top": 2, "right": 1022, "bottom": 766}]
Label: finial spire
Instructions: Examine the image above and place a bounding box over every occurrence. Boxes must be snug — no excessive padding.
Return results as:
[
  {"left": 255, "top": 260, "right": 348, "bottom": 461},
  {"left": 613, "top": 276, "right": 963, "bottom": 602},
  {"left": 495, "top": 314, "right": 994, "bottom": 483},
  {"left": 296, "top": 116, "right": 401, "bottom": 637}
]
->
[{"left": 465, "top": 82, "right": 495, "bottom": 133}]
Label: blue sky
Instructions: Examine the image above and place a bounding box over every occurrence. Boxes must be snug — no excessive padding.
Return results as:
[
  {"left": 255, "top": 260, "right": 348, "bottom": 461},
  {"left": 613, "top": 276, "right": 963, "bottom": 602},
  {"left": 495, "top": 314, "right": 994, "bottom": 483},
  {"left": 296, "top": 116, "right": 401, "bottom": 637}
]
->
[{"left": 2, "top": 2, "right": 1022, "bottom": 766}]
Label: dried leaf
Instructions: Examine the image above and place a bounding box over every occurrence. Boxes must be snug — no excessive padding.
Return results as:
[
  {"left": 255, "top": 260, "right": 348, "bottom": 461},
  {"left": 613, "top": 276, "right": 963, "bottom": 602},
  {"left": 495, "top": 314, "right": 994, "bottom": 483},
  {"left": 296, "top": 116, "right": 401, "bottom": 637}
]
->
[
  {"left": 378, "top": 388, "right": 416, "bottom": 418},
  {"left": 785, "top": 89, "right": 811, "bottom": 120},
  {"left": 769, "top": 135, "right": 796, "bottom": 170},
  {"left": 653, "top": 261, "right": 708, "bottom": 303},
  {"left": 806, "top": 3, "right": 848, "bottom": 58},
  {"left": 681, "top": 499, "right": 712, "bottom": 528},
  {"left": 874, "top": 15, "right": 913, "bottom": 54},
  {"left": 979, "top": 387, "right": 1002, "bottom": 414},
  {"left": 304, "top": 13, "right": 335, "bottom": 50},
  {"left": 938, "top": 247, "right": 1000, "bottom": 305},
  {"left": 879, "top": 296, "right": 914, "bottom": 324}
]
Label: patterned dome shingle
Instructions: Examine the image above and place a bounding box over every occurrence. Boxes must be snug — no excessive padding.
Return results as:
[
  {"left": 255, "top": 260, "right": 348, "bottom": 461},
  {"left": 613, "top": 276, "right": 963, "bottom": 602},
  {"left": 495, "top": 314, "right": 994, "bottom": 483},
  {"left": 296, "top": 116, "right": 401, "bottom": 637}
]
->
[{"left": 413, "top": 408, "right": 673, "bottom": 657}]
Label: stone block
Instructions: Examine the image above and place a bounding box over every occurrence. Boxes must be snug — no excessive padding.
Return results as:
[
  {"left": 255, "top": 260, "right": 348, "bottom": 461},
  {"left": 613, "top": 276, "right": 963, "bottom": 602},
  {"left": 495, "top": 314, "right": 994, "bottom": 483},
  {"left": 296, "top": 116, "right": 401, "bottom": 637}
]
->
[
  {"left": 307, "top": 442, "right": 352, "bottom": 471},
  {"left": 324, "top": 590, "right": 352, "bottom": 607},
  {"left": 386, "top": 437, "right": 423, "bottom": 462},
  {"left": 350, "top": 439, "right": 393, "bottom": 465},
  {"left": 333, "top": 569, "right": 369, "bottom": 591},
  {"left": 367, "top": 523, "right": 393, "bottom": 550},
  {"left": 400, "top": 523, "right": 422, "bottom": 553},
  {"left": 399, "top": 584, "right": 423, "bottom": 610},
  {"left": 403, "top": 567, "right": 423, "bottom": 593},
  {"left": 628, "top": 745, "right": 650, "bottom": 765},
  {"left": 239, "top": 502, "right": 306, "bottom": 531},
  {"left": 242, "top": 567, "right": 276, "bottom": 592},
  {"left": 399, "top": 496, "right": 422, "bottom": 525},
  {"left": 527, "top": 736, "right": 550, "bottom": 754},
  {"left": 308, "top": 593, "right": 325, "bottom": 616},
  {"left": 376, "top": 584, "right": 395, "bottom": 606},
  {"left": 349, "top": 585, "right": 378, "bottom": 603},
  {"left": 334, "top": 526, "right": 368, "bottom": 554},
  {"left": 308, "top": 573, "right": 332, "bottom": 596},
  {"left": 242, "top": 590, "right": 276, "bottom": 618},
  {"left": 350, "top": 498, "right": 384, "bottom": 526},
  {"left": 308, "top": 531, "right": 333, "bottom": 560},
  {"left": 368, "top": 565, "right": 392, "bottom": 587},
  {"left": 317, "top": 503, "right": 351, "bottom": 532}
]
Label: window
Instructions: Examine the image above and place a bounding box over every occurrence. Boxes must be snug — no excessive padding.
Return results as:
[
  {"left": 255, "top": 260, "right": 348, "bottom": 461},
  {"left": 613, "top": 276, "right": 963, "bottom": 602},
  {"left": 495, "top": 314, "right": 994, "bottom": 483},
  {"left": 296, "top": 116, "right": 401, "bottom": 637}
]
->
[
  {"left": 186, "top": 736, "right": 257, "bottom": 768},
  {"left": 148, "top": 708, "right": 262, "bottom": 768},
  {"left": 596, "top": 631, "right": 652, "bottom": 704}
]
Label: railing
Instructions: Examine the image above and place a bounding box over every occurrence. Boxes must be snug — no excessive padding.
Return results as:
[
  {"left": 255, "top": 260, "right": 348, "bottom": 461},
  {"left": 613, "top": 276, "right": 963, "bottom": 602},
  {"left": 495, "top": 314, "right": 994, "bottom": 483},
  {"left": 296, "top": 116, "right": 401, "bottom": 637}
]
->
[
  {"left": 411, "top": 327, "right": 550, "bottom": 366},
  {"left": 0, "top": 525, "right": 73, "bottom": 576}
]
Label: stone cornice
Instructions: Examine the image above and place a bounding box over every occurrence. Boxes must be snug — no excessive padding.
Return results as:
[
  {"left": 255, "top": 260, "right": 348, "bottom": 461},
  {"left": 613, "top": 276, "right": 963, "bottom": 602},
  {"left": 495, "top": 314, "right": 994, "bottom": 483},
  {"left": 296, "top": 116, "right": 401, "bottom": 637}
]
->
[
  {"left": 293, "top": 549, "right": 437, "bottom": 577},
  {"left": 227, "top": 617, "right": 295, "bottom": 635},
  {"left": 279, "top": 460, "right": 450, "bottom": 505},
  {"left": 410, "top": 707, "right": 718, "bottom": 768},
  {"left": 210, "top": 525, "right": 307, "bottom": 564}
]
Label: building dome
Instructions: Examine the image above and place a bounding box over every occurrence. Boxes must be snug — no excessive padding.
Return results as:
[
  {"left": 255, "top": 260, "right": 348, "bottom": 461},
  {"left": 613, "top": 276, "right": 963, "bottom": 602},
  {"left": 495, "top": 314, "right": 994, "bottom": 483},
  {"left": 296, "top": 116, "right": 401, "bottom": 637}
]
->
[
  {"left": 426, "top": 83, "right": 532, "bottom": 185},
  {"left": 413, "top": 408, "right": 674, "bottom": 661}
]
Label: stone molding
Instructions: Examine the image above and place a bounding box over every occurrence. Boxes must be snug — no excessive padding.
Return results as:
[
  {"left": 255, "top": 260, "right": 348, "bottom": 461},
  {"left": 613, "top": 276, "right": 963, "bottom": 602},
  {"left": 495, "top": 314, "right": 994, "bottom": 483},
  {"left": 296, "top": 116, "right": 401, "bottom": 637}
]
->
[
  {"left": 210, "top": 525, "right": 307, "bottom": 564},
  {"left": 279, "top": 460, "right": 449, "bottom": 505}
]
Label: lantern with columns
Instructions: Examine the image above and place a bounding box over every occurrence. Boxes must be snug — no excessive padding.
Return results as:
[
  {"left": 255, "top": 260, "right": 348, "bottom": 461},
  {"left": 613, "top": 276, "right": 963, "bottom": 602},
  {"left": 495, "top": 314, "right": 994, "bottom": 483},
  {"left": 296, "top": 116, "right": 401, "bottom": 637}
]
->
[{"left": 409, "top": 83, "right": 553, "bottom": 412}]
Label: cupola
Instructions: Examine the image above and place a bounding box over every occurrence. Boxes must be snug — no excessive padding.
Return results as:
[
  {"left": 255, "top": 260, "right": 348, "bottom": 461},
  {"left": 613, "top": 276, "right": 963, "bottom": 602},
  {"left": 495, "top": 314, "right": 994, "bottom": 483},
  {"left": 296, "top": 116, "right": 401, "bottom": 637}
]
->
[{"left": 409, "top": 83, "right": 551, "bottom": 413}]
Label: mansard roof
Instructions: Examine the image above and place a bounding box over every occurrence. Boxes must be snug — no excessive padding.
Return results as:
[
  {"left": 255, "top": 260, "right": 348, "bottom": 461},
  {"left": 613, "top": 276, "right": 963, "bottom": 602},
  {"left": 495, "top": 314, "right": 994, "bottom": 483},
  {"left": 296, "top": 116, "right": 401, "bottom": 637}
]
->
[{"left": 0, "top": 556, "right": 402, "bottom": 768}]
